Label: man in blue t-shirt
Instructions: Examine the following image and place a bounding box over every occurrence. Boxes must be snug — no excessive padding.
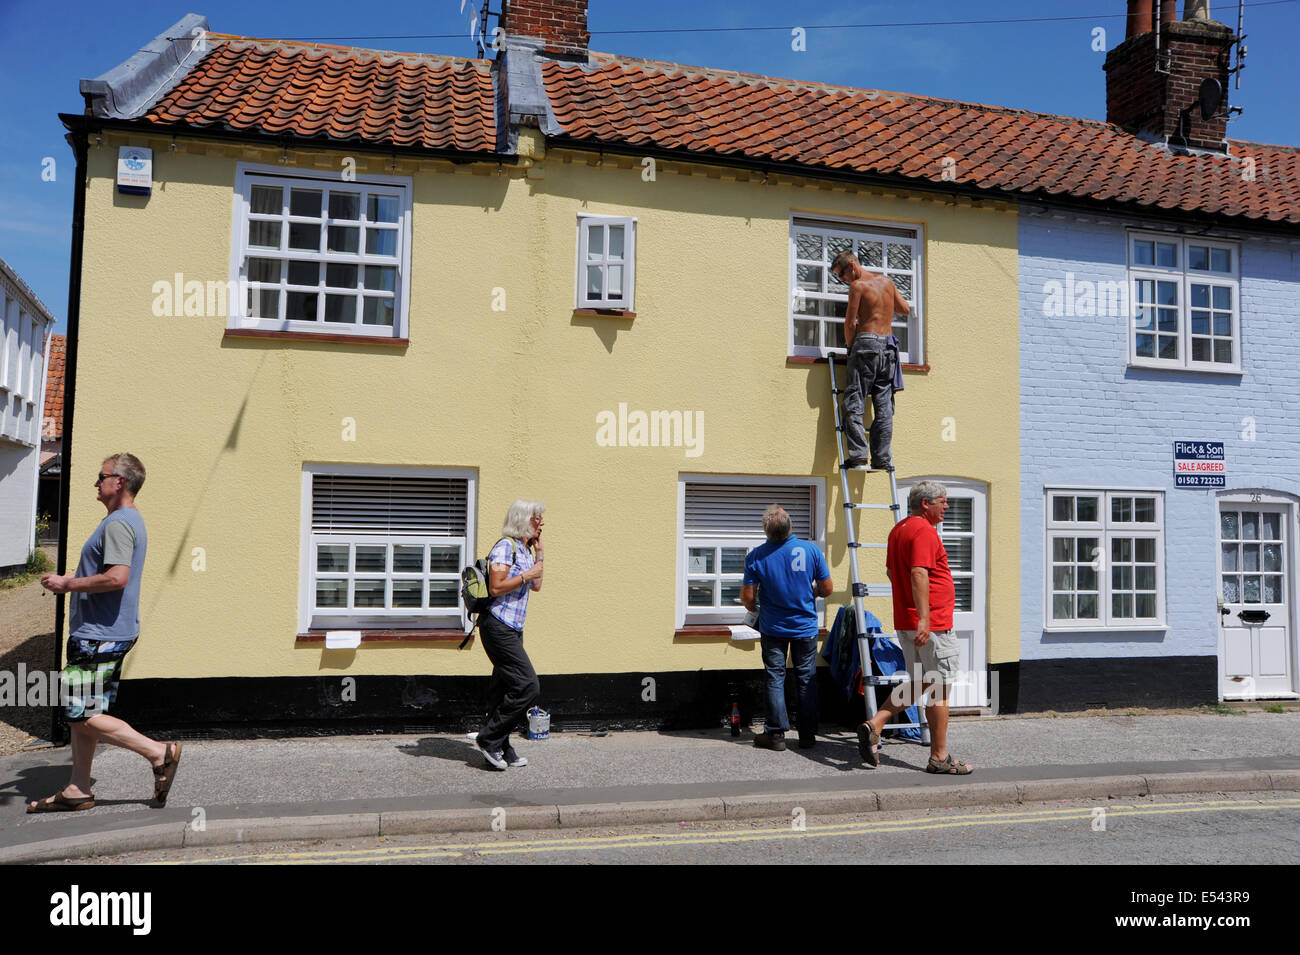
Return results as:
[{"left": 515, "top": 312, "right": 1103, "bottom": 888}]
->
[
  {"left": 741, "top": 505, "right": 833, "bottom": 751},
  {"left": 28, "top": 453, "right": 183, "bottom": 813}
]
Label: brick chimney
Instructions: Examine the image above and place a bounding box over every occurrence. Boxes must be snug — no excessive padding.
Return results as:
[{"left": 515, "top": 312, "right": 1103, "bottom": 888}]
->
[
  {"left": 1105, "top": 0, "right": 1235, "bottom": 150},
  {"left": 501, "top": 0, "right": 590, "bottom": 57}
]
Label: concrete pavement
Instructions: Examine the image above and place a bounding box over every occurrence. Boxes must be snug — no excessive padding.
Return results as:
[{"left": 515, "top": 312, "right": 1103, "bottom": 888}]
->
[{"left": 2, "top": 711, "right": 1298, "bottom": 863}]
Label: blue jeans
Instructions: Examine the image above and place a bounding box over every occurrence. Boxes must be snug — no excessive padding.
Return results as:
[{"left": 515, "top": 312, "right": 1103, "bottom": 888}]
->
[
  {"left": 843, "top": 334, "right": 895, "bottom": 466},
  {"left": 760, "top": 635, "right": 819, "bottom": 736}
]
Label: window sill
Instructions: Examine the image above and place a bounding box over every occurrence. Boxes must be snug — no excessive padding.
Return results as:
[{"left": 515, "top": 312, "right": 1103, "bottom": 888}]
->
[
  {"left": 787, "top": 356, "right": 929, "bottom": 372},
  {"left": 297, "top": 629, "right": 466, "bottom": 644},
  {"left": 1126, "top": 361, "right": 1241, "bottom": 376},
  {"left": 573, "top": 308, "right": 635, "bottom": 318},
  {"left": 1042, "top": 624, "right": 1168, "bottom": 634},
  {"left": 225, "top": 328, "right": 409, "bottom": 347},
  {"left": 675, "top": 626, "right": 829, "bottom": 639}
]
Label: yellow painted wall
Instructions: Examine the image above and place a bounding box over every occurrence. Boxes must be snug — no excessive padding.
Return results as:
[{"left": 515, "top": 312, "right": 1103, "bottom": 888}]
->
[{"left": 72, "top": 129, "right": 1019, "bottom": 681}]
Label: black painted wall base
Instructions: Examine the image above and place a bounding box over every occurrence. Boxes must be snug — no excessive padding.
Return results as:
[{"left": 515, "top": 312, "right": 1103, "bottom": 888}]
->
[
  {"left": 85, "top": 655, "right": 1220, "bottom": 737},
  {"left": 1004, "top": 655, "right": 1218, "bottom": 712},
  {"left": 103, "top": 668, "right": 866, "bottom": 738}
]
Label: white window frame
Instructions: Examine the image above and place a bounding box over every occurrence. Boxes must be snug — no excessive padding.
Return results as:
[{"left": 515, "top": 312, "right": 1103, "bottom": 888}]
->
[
  {"left": 1044, "top": 487, "right": 1166, "bottom": 631},
  {"left": 789, "top": 215, "right": 923, "bottom": 364},
  {"left": 0, "top": 286, "right": 48, "bottom": 448},
  {"left": 575, "top": 214, "right": 636, "bottom": 310},
  {"left": 298, "top": 464, "right": 476, "bottom": 631},
  {"left": 1128, "top": 231, "right": 1241, "bottom": 373},
  {"left": 230, "top": 163, "right": 413, "bottom": 338},
  {"left": 677, "top": 474, "right": 826, "bottom": 627}
]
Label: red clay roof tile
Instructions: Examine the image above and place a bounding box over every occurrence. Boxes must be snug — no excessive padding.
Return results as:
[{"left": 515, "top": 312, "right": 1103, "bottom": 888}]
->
[
  {"left": 542, "top": 54, "right": 1299, "bottom": 225},
  {"left": 138, "top": 36, "right": 1298, "bottom": 225},
  {"left": 42, "top": 334, "right": 66, "bottom": 440},
  {"left": 142, "top": 39, "right": 498, "bottom": 154}
]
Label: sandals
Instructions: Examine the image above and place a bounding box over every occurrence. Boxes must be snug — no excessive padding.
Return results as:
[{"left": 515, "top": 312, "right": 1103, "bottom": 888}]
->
[
  {"left": 152, "top": 742, "right": 184, "bottom": 805},
  {"left": 857, "top": 723, "right": 881, "bottom": 767},
  {"left": 926, "top": 753, "right": 973, "bottom": 775},
  {"left": 27, "top": 791, "right": 96, "bottom": 813}
]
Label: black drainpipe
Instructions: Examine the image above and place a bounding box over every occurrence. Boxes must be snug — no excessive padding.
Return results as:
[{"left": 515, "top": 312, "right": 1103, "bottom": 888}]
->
[{"left": 51, "top": 120, "right": 90, "bottom": 743}]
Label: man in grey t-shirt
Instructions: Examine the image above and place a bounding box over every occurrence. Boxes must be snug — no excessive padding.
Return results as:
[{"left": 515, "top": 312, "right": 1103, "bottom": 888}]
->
[{"left": 28, "top": 453, "right": 183, "bottom": 813}]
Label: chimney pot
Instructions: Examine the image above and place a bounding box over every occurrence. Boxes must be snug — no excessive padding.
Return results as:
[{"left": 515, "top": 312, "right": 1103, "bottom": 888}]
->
[
  {"left": 1105, "top": 2, "right": 1235, "bottom": 150},
  {"left": 1127, "top": 0, "right": 1153, "bottom": 37}
]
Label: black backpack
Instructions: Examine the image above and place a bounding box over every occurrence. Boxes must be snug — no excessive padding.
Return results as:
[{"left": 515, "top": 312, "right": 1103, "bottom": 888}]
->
[{"left": 459, "top": 538, "right": 520, "bottom": 647}]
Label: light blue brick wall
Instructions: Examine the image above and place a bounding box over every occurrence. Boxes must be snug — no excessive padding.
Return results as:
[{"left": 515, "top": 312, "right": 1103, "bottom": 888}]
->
[{"left": 1019, "top": 208, "right": 1300, "bottom": 662}]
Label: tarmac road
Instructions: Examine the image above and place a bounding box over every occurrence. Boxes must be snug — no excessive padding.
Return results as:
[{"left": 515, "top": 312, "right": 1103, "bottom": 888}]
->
[{"left": 62, "top": 792, "right": 1300, "bottom": 866}]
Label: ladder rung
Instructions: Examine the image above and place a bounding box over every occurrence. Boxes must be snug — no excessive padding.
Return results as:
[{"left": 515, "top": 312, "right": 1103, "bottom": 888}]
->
[
  {"left": 853, "top": 582, "right": 892, "bottom": 598},
  {"left": 847, "top": 542, "right": 887, "bottom": 549},
  {"left": 844, "top": 502, "right": 899, "bottom": 510}
]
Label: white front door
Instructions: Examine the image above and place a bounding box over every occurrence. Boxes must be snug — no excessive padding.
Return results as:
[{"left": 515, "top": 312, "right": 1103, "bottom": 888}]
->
[
  {"left": 900, "top": 479, "right": 989, "bottom": 708},
  {"left": 1217, "top": 501, "right": 1295, "bottom": 699}
]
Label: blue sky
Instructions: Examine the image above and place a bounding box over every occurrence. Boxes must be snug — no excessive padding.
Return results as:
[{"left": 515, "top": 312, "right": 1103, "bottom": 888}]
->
[{"left": 2, "top": 0, "right": 1298, "bottom": 332}]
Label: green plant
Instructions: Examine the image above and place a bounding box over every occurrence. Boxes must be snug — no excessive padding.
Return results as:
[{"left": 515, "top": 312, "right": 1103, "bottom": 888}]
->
[
  {"left": 35, "top": 512, "right": 51, "bottom": 541},
  {"left": 1262, "top": 702, "right": 1286, "bottom": 714},
  {"left": 25, "top": 548, "right": 53, "bottom": 575},
  {"left": 1203, "top": 703, "right": 1248, "bottom": 716}
]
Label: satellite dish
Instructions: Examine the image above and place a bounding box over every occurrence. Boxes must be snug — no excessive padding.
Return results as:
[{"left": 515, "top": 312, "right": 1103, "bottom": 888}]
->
[{"left": 1199, "top": 78, "right": 1224, "bottom": 120}]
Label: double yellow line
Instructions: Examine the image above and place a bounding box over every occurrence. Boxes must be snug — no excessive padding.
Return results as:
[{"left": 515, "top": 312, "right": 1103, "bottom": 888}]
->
[{"left": 168, "top": 797, "right": 1300, "bottom": 865}]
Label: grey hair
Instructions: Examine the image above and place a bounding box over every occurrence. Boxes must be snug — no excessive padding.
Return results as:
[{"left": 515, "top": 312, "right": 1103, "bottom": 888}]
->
[
  {"left": 501, "top": 499, "right": 545, "bottom": 540},
  {"left": 106, "top": 453, "right": 146, "bottom": 496},
  {"left": 763, "top": 504, "right": 791, "bottom": 543},
  {"left": 907, "top": 481, "right": 948, "bottom": 513}
]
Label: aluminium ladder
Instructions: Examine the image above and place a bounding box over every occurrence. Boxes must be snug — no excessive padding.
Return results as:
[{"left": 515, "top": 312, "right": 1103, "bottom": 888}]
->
[{"left": 828, "top": 353, "right": 929, "bottom": 744}]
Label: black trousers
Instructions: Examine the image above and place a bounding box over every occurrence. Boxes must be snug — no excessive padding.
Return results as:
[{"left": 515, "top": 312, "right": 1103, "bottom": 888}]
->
[{"left": 477, "top": 611, "right": 540, "bottom": 752}]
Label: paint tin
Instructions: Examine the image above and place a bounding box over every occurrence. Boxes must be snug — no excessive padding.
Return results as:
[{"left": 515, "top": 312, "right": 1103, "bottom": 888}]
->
[{"left": 526, "top": 706, "right": 550, "bottom": 740}]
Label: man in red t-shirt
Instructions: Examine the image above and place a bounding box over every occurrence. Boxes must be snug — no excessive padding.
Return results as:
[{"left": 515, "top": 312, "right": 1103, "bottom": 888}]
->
[{"left": 858, "top": 481, "right": 973, "bottom": 774}]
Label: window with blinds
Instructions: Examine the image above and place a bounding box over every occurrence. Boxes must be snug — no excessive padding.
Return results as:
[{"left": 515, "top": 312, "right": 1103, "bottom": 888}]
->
[
  {"left": 305, "top": 470, "right": 472, "bottom": 628},
  {"left": 939, "top": 498, "right": 974, "bottom": 614},
  {"left": 681, "top": 479, "right": 823, "bottom": 624},
  {"left": 311, "top": 475, "right": 468, "bottom": 535}
]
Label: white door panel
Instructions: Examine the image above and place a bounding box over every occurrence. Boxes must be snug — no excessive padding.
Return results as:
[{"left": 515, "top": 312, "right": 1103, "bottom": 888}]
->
[
  {"left": 1259, "top": 628, "right": 1288, "bottom": 677},
  {"left": 1217, "top": 502, "right": 1294, "bottom": 699}
]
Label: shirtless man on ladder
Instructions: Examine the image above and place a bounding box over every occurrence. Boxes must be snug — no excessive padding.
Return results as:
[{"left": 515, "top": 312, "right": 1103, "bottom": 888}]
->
[{"left": 831, "top": 251, "right": 909, "bottom": 471}]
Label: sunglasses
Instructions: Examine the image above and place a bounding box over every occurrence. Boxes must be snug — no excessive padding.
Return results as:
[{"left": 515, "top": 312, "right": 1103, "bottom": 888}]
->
[{"left": 96, "top": 473, "right": 121, "bottom": 484}]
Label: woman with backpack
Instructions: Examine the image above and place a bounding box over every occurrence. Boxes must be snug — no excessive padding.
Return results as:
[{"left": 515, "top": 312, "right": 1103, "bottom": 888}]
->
[{"left": 475, "top": 499, "right": 545, "bottom": 770}]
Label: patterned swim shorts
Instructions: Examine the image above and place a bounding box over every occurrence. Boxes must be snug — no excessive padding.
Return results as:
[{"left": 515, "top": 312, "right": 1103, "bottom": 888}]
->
[{"left": 62, "top": 638, "right": 135, "bottom": 721}]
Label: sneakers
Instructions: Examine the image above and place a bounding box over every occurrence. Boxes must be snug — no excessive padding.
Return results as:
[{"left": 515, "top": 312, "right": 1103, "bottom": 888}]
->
[
  {"left": 476, "top": 738, "right": 507, "bottom": 771},
  {"left": 798, "top": 734, "right": 817, "bottom": 750},
  {"left": 503, "top": 745, "right": 528, "bottom": 768},
  {"left": 753, "top": 731, "right": 787, "bottom": 751}
]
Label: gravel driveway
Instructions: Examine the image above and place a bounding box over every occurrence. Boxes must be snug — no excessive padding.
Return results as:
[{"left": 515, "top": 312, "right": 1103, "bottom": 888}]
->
[{"left": 0, "top": 557, "right": 58, "bottom": 755}]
